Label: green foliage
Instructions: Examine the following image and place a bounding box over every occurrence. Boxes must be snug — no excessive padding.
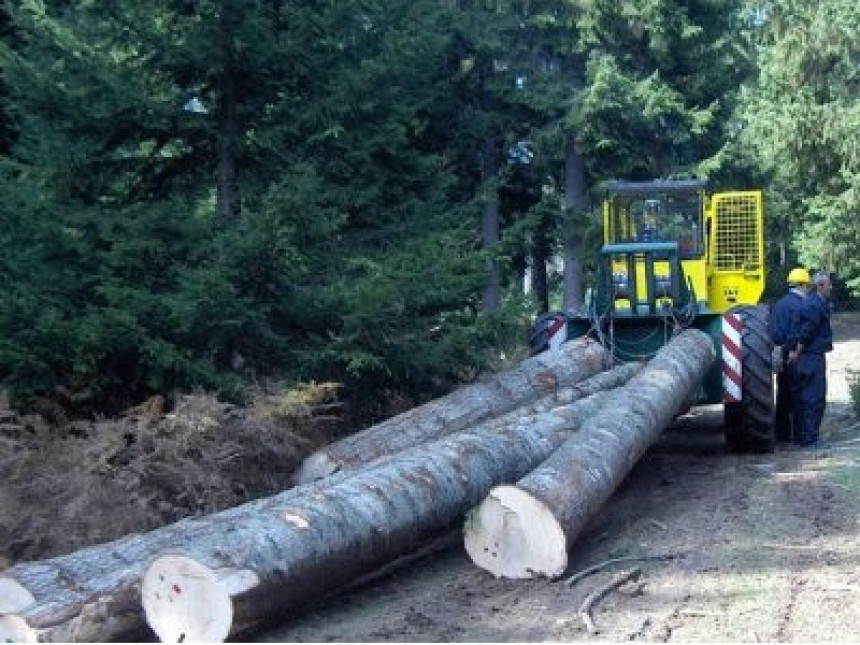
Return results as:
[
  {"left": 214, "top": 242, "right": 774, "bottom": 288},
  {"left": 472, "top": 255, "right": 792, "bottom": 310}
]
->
[
  {"left": 570, "top": 53, "right": 716, "bottom": 178},
  {"left": 0, "top": 0, "right": 511, "bottom": 413},
  {"left": 568, "top": 0, "right": 750, "bottom": 181},
  {"left": 739, "top": 0, "right": 860, "bottom": 294}
]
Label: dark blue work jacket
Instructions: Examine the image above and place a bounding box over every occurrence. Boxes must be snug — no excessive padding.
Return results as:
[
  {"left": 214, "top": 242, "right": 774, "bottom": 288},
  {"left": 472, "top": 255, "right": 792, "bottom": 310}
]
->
[
  {"left": 770, "top": 289, "right": 805, "bottom": 350},
  {"left": 797, "top": 292, "right": 833, "bottom": 355}
]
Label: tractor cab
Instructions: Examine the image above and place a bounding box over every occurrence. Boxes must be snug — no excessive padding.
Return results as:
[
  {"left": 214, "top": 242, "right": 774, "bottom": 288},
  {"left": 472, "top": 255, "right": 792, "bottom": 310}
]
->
[
  {"left": 594, "top": 180, "right": 707, "bottom": 318},
  {"left": 589, "top": 179, "right": 766, "bottom": 319},
  {"left": 608, "top": 183, "right": 703, "bottom": 255}
]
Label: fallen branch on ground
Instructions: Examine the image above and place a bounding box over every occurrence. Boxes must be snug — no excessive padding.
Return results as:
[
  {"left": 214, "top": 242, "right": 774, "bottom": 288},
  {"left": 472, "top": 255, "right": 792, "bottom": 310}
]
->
[
  {"left": 578, "top": 568, "right": 641, "bottom": 634},
  {"left": 564, "top": 553, "right": 679, "bottom": 587}
]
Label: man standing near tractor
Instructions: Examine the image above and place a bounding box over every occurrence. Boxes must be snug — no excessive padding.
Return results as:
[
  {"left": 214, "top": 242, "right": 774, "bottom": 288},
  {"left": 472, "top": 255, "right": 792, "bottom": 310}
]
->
[
  {"left": 788, "top": 271, "right": 834, "bottom": 448},
  {"left": 770, "top": 267, "right": 811, "bottom": 444}
]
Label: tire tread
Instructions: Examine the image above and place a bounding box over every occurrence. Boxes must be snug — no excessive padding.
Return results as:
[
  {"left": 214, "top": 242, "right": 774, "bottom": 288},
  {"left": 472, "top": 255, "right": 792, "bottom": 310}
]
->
[{"left": 725, "top": 304, "right": 775, "bottom": 453}]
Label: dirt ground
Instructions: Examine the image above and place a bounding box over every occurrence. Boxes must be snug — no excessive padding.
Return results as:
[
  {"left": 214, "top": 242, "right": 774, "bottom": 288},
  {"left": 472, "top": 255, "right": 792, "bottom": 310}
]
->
[{"left": 256, "top": 312, "right": 860, "bottom": 643}]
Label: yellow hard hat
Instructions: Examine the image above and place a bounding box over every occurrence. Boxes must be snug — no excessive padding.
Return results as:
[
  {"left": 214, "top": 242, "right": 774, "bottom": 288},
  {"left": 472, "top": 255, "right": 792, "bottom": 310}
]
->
[{"left": 787, "top": 267, "right": 810, "bottom": 285}]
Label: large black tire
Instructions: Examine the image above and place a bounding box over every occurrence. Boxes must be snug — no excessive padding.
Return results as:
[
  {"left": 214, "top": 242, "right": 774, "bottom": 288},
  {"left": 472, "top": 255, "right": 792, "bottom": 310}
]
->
[{"left": 724, "top": 304, "right": 776, "bottom": 453}]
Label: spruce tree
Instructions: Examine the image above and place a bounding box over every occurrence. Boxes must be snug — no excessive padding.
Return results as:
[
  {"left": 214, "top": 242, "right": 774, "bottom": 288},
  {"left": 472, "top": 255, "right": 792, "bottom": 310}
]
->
[
  {"left": 739, "top": 0, "right": 860, "bottom": 292},
  {"left": 0, "top": 0, "right": 507, "bottom": 411}
]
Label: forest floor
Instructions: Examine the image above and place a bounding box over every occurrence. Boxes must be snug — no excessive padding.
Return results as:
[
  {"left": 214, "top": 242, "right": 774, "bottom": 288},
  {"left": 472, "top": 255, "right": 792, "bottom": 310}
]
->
[
  {"left": 257, "top": 311, "right": 860, "bottom": 643},
  {"left": 2, "top": 314, "right": 859, "bottom": 642}
]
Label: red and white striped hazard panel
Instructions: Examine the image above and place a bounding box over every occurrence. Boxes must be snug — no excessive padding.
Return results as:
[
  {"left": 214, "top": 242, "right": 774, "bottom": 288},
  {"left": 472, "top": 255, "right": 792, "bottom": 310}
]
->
[
  {"left": 722, "top": 312, "right": 743, "bottom": 403},
  {"left": 547, "top": 316, "right": 567, "bottom": 350}
]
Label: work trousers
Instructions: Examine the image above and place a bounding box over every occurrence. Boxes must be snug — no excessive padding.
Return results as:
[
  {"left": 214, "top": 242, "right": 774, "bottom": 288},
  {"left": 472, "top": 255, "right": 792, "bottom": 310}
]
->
[{"left": 788, "top": 353, "right": 827, "bottom": 446}]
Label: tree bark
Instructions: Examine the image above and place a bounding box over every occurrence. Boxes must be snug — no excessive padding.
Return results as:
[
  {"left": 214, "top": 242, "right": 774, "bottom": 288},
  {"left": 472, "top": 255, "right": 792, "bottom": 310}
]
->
[
  {"left": 0, "top": 524, "right": 203, "bottom": 642},
  {"left": 216, "top": 3, "right": 241, "bottom": 226},
  {"left": 0, "top": 476, "right": 357, "bottom": 643},
  {"left": 140, "top": 387, "right": 625, "bottom": 642},
  {"left": 529, "top": 224, "right": 550, "bottom": 313},
  {"left": 0, "top": 363, "right": 638, "bottom": 643},
  {"left": 562, "top": 139, "right": 586, "bottom": 311},
  {"left": 216, "top": 69, "right": 240, "bottom": 224},
  {"left": 294, "top": 337, "right": 611, "bottom": 484},
  {"left": 481, "top": 136, "right": 501, "bottom": 312},
  {"left": 0, "top": 467, "right": 386, "bottom": 644},
  {"left": 464, "top": 330, "right": 715, "bottom": 579}
]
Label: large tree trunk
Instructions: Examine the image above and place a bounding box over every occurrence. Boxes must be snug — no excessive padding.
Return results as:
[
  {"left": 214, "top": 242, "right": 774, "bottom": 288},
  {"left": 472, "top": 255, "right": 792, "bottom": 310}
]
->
[
  {"left": 216, "top": 70, "right": 240, "bottom": 224},
  {"left": 0, "top": 463, "right": 391, "bottom": 644},
  {"left": 0, "top": 524, "right": 200, "bottom": 642},
  {"left": 216, "top": 5, "right": 241, "bottom": 224},
  {"left": 0, "top": 364, "right": 639, "bottom": 643},
  {"left": 529, "top": 224, "right": 550, "bottom": 313},
  {"left": 140, "top": 386, "right": 628, "bottom": 643},
  {"left": 294, "top": 338, "right": 611, "bottom": 484},
  {"left": 481, "top": 136, "right": 501, "bottom": 312},
  {"left": 464, "top": 330, "right": 715, "bottom": 579},
  {"left": 0, "top": 475, "right": 360, "bottom": 643},
  {"left": 562, "top": 139, "right": 586, "bottom": 311}
]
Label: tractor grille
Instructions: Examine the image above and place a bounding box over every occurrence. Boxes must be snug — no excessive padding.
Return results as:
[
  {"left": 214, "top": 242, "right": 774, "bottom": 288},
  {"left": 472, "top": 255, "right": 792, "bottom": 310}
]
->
[{"left": 713, "top": 194, "right": 761, "bottom": 272}]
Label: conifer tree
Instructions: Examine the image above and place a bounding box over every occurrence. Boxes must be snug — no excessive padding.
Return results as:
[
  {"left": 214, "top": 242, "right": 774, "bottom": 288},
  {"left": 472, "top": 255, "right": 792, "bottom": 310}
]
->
[
  {"left": 739, "top": 0, "right": 860, "bottom": 291},
  {"left": 0, "top": 0, "right": 506, "bottom": 411}
]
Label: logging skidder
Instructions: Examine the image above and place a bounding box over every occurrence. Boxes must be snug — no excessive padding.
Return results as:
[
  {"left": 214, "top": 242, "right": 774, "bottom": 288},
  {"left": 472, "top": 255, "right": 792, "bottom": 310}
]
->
[
  {"left": 295, "top": 337, "right": 610, "bottom": 483},
  {"left": 464, "top": 329, "right": 715, "bottom": 579},
  {"left": 140, "top": 377, "right": 639, "bottom": 643},
  {"left": 531, "top": 180, "right": 775, "bottom": 453}
]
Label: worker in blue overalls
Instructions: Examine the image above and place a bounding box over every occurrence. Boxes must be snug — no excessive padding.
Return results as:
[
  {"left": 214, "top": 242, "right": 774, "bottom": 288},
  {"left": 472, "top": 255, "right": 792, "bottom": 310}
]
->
[
  {"left": 788, "top": 271, "right": 833, "bottom": 448},
  {"left": 769, "top": 267, "right": 810, "bottom": 443}
]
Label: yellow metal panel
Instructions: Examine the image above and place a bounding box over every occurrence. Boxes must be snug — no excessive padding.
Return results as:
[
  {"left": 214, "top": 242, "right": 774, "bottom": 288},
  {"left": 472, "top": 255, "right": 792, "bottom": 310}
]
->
[
  {"left": 706, "top": 190, "right": 765, "bottom": 311},
  {"left": 608, "top": 257, "right": 708, "bottom": 311},
  {"left": 681, "top": 259, "right": 708, "bottom": 305}
]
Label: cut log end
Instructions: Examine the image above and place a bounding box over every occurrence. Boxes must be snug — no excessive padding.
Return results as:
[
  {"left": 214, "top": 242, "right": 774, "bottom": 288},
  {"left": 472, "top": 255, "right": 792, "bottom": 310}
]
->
[
  {"left": 142, "top": 554, "right": 233, "bottom": 644},
  {"left": 0, "top": 578, "right": 35, "bottom": 614},
  {"left": 0, "top": 615, "right": 37, "bottom": 643},
  {"left": 464, "top": 485, "right": 566, "bottom": 579}
]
